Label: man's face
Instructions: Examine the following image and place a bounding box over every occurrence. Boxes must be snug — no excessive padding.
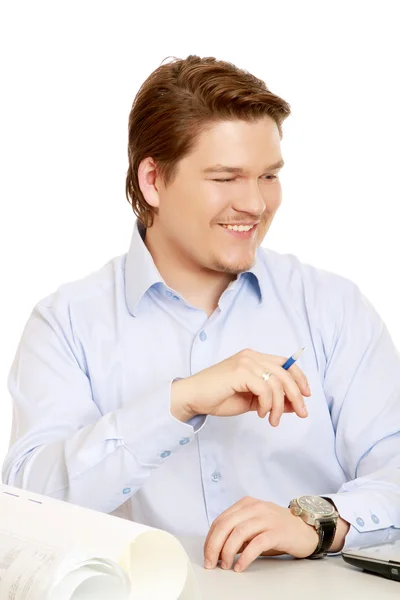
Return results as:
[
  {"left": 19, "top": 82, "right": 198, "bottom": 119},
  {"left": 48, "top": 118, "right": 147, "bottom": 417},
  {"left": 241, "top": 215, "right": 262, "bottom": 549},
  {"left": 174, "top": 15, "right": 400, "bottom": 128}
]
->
[{"left": 152, "top": 116, "right": 283, "bottom": 275}]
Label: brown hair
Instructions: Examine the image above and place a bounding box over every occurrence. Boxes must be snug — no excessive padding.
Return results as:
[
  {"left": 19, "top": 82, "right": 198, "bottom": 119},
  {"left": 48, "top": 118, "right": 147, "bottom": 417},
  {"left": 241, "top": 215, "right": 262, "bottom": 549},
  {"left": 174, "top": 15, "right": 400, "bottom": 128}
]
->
[{"left": 125, "top": 55, "right": 291, "bottom": 227}]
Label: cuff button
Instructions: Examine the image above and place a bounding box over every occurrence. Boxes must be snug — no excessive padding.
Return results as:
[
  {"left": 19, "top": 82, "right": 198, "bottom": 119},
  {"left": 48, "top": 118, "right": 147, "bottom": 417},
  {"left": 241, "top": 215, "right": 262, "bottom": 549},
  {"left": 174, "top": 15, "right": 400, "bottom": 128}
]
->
[{"left": 371, "top": 514, "right": 380, "bottom": 524}]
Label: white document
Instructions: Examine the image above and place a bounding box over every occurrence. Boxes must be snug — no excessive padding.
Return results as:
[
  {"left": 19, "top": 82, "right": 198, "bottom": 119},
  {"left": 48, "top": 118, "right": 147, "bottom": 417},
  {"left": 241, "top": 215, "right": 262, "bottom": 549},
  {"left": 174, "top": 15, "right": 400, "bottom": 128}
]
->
[
  {"left": 0, "top": 484, "right": 201, "bottom": 599},
  {"left": 0, "top": 529, "right": 130, "bottom": 600}
]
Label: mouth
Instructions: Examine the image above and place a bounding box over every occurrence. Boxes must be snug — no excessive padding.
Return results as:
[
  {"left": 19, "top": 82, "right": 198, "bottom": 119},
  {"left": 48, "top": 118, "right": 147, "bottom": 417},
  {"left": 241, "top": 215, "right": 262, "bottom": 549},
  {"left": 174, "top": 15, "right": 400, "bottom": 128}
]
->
[{"left": 218, "top": 223, "right": 258, "bottom": 239}]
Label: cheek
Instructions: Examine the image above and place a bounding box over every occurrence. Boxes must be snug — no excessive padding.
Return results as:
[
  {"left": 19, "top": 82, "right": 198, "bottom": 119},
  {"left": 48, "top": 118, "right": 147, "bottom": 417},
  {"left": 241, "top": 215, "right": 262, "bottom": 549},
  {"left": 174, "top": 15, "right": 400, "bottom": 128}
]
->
[
  {"left": 161, "top": 185, "right": 201, "bottom": 223},
  {"left": 205, "top": 184, "right": 230, "bottom": 207},
  {"left": 197, "top": 184, "right": 232, "bottom": 221},
  {"left": 264, "top": 183, "right": 282, "bottom": 212}
]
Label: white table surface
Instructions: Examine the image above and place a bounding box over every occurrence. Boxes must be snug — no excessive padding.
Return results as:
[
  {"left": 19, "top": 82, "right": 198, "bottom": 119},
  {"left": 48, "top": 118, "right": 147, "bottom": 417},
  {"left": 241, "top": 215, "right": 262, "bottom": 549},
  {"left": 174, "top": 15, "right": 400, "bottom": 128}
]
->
[{"left": 178, "top": 536, "right": 399, "bottom": 599}]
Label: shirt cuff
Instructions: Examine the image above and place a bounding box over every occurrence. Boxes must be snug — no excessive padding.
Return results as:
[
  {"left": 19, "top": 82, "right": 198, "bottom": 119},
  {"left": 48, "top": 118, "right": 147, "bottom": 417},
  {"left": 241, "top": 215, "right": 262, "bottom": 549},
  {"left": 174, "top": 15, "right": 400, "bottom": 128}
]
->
[
  {"left": 115, "top": 380, "right": 207, "bottom": 467},
  {"left": 187, "top": 414, "right": 207, "bottom": 431},
  {"left": 323, "top": 491, "right": 395, "bottom": 550}
]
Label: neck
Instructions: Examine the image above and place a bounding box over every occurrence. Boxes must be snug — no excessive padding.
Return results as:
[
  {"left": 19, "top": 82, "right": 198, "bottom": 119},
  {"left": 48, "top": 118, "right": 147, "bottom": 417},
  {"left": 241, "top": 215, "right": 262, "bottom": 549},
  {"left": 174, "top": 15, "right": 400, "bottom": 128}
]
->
[{"left": 144, "top": 226, "right": 235, "bottom": 317}]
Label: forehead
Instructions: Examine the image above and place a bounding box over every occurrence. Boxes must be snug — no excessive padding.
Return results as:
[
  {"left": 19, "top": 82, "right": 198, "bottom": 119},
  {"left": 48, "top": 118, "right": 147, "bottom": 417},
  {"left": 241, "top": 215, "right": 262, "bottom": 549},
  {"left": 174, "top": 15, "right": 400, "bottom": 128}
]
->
[{"left": 184, "top": 117, "right": 282, "bottom": 169}]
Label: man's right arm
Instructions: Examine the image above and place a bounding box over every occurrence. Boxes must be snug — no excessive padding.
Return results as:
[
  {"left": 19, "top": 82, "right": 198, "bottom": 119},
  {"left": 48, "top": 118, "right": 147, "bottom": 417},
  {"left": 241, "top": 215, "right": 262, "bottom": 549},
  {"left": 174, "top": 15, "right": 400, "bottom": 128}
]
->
[{"left": 2, "top": 301, "right": 205, "bottom": 513}]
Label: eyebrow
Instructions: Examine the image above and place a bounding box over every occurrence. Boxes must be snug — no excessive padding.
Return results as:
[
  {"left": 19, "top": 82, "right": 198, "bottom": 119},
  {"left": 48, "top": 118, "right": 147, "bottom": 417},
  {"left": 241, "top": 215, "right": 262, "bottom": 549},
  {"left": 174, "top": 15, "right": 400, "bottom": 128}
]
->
[{"left": 202, "top": 158, "right": 285, "bottom": 174}]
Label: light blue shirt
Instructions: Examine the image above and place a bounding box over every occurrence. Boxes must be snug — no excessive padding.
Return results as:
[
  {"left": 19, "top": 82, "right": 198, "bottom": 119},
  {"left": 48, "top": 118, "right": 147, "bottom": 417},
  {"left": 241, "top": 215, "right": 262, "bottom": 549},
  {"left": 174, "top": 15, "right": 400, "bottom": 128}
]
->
[{"left": 3, "top": 220, "right": 400, "bottom": 550}]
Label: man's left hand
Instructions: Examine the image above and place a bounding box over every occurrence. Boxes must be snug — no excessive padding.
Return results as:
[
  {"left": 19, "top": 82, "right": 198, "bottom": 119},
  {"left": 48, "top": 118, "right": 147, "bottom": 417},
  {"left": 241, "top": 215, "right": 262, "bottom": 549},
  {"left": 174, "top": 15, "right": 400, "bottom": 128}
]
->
[{"left": 204, "top": 496, "right": 320, "bottom": 572}]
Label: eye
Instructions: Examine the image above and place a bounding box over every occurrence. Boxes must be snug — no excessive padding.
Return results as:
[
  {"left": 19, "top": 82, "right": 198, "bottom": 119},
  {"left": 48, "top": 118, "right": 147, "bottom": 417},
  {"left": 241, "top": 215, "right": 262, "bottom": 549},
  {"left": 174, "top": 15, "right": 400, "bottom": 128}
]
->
[{"left": 212, "top": 175, "right": 278, "bottom": 183}]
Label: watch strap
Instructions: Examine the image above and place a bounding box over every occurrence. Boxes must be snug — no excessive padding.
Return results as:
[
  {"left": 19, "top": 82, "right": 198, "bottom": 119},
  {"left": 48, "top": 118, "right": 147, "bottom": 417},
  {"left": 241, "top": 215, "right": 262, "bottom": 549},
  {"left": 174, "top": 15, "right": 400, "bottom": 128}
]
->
[
  {"left": 306, "top": 518, "right": 337, "bottom": 559},
  {"left": 289, "top": 496, "right": 338, "bottom": 559}
]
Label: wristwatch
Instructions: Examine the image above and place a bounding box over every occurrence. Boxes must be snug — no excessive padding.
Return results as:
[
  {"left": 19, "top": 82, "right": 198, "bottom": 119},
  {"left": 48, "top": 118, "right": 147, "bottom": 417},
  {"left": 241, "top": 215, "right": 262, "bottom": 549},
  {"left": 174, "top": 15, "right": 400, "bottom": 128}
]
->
[{"left": 289, "top": 495, "right": 339, "bottom": 559}]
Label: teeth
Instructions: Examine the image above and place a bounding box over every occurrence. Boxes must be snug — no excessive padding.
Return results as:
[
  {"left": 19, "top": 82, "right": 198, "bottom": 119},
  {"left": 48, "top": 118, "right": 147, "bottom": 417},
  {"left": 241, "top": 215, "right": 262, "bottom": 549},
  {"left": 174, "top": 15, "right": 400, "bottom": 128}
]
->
[{"left": 223, "top": 224, "right": 254, "bottom": 232}]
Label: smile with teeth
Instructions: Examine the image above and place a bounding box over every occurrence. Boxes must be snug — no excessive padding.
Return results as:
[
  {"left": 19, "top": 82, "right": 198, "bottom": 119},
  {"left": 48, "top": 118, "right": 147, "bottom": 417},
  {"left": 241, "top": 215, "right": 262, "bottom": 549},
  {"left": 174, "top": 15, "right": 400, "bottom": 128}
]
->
[{"left": 221, "top": 224, "right": 256, "bottom": 232}]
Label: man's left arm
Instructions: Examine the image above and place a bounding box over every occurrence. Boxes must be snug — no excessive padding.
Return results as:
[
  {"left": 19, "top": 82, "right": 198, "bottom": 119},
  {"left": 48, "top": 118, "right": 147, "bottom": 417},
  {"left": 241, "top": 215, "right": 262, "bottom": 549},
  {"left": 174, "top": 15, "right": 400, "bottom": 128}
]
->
[
  {"left": 320, "top": 278, "right": 400, "bottom": 550},
  {"left": 203, "top": 279, "right": 399, "bottom": 571}
]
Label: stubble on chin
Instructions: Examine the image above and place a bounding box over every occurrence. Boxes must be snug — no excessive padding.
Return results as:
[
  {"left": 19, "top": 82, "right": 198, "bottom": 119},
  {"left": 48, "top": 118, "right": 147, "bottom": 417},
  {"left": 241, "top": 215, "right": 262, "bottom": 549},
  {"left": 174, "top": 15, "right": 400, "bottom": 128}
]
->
[{"left": 210, "top": 256, "right": 256, "bottom": 275}]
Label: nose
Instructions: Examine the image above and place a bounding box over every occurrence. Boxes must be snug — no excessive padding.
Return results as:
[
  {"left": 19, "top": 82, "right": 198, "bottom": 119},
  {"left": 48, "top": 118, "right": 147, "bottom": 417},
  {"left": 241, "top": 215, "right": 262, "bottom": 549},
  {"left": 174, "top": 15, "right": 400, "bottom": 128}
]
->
[{"left": 231, "top": 180, "right": 265, "bottom": 217}]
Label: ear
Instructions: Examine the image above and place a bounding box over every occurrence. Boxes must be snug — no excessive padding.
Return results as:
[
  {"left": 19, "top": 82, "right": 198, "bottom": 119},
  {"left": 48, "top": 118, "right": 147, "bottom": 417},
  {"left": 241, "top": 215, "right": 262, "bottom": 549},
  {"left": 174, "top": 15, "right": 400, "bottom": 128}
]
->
[{"left": 137, "top": 157, "right": 161, "bottom": 209}]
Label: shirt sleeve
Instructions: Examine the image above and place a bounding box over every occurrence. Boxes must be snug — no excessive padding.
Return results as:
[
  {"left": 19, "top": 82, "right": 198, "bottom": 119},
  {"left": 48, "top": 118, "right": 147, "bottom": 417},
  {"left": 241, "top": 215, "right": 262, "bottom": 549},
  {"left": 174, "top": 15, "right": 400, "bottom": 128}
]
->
[
  {"left": 318, "top": 278, "right": 400, "bottom": 549},
  {"left": 2, "top": 300, "right": 207, "bottom": 513}
]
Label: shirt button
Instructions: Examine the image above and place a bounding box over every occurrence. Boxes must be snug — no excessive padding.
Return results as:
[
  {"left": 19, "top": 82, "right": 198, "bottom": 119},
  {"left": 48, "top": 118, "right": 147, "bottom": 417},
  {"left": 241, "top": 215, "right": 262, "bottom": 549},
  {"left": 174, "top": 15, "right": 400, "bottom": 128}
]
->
[
  {"left": 211, "top": 471, "right": 221, "bottom": 482},
  {"left": 356, "top": 517, "right": 365, "bottom": 527},
  {"left": 160, "top": 450, "right": 171, "bottom": 458},
  {"left": 122, "top": 487, "right": 131, "bottom": 494},
  {"left": 165, "top": 290, "right": 173, "bottom": 297},
  {"left": 172, "top": 295, "right": 180, "bottom": 301},
  {"left": 199, "top": 330, "right": 207, "bottom": 342},
  {"left": 179, "top": 437, "right": 190, "bottom": 445},
  {"left": 371, "top": 514, "right": 380, "bottom": 524}
]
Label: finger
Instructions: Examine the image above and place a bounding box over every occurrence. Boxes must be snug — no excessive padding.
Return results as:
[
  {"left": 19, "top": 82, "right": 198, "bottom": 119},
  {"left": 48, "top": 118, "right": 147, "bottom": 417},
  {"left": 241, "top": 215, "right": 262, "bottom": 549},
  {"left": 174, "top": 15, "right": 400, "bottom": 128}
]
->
[
  {"left": 257, "top": 361, "right": 308, "bottom": 419},
  {"left": 234, "top": 360, "right": 273, "bottom": 419},
  {"left": 283, "top": 393, "right": 296, "bottom": 413},
  {"left": 205, "top": 499, "right": 256, "bottom": 567},
  {"left": 276, "top": 366, "right": 308, "bottom": 418},
  {"left": 286, "top": 362, "right": 311, "bottom": 397},
  {"left": 267, "top": 376, "right": 285, "bottom": 427},
  {"left": 234, "top": 532, "right": 276, "bottom": 573},
  {"left": 245, "top": 360, "right": 300, "bottom": 421},
  {"left": 250, "top": 350, "right": 311, "bottom": 397},
  {"left": 220, "top": 517, "right": 265, "bottom": 570},
  {"left": 238, "top": 543, "right": 286, "bottom": 557},
  {"left": 244, "top": 360, "right": 275, "bottom": 419},
  {"left": 254, "top": 371, "right": 274, "bottom": 419},
  {"left": 214, "top": 497, "right": 258, "bottom": 559},
  {"left": 211, "top": 499, "right": 256, "bottom": 555},
  {"left": 214, "top": 496, "right": 255, "bottom": 522},
  {"left": 245, "top": 351, "right": 308, "bottom": 419},
  {"left": 204, "top": 501, "right": 258, "bottom": 569}
]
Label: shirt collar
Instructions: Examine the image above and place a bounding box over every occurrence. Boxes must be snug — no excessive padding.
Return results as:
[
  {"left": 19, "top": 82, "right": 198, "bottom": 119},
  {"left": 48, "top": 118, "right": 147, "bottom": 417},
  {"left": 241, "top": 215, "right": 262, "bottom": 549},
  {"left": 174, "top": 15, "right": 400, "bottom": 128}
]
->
[
  {"left": 239, "top": 254, "right": 264, "bottom": 304},
  {"left": 124, "top": 219, "right": 264, "bottom": 316},
  {"left": 125, "top": 220, "right": 164, "bottom": 316}
]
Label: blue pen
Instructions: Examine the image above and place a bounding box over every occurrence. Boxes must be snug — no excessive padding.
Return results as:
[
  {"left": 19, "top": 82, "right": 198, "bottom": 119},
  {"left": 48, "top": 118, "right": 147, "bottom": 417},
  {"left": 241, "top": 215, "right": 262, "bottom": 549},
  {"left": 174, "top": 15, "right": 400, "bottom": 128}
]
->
[{"left": 281, "top": 347, "right": 305, "bottom": 370}]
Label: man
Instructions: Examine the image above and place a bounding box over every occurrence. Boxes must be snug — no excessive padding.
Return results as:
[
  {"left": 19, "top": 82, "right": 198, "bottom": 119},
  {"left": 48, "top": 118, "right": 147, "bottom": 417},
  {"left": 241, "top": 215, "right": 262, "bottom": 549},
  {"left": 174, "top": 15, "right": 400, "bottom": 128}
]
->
[{"left": 3, "top": 55, "right": 400, "bottom": 574}]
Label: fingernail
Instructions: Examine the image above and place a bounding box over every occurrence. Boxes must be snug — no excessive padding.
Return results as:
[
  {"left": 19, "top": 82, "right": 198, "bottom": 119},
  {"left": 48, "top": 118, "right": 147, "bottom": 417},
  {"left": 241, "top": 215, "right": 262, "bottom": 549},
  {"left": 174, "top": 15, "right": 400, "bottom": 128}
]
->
[
  {"left": 306, "top": 384, "right": 311, "bottom": 394},
  {"left": 220, "top": 561, "right": 228, "bottom": 569},
  {"left": 234, "top": 563, "right": 242, "bottom": 572},
  {"left": 204, "top": 559, "right": 213, "bottom": 569},
  {"left": 302, "top": 405, "right": 308, "bottom": 416}
]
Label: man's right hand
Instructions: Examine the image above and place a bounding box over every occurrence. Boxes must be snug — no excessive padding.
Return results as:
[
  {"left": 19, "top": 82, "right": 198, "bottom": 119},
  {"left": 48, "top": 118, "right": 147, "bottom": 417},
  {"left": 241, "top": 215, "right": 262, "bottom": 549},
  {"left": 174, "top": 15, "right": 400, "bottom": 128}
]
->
[{"left": 170, "top": 348, "right": 311, "bottom": 426}]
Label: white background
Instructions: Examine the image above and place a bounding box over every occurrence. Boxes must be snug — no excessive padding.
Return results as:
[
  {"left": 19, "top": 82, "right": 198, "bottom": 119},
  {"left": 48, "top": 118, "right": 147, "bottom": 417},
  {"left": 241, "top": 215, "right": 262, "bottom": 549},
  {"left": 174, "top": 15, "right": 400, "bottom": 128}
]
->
[{"left": 1, "top": 1, "right": 399, "bottom": 467}]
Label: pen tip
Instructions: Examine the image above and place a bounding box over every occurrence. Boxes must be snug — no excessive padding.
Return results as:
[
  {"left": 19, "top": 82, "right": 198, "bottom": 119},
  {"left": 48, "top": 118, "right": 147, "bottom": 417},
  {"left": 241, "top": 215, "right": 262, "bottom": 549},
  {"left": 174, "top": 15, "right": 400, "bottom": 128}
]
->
[{"left": 292, "top": 347, "right": 305, "bottom": 360}]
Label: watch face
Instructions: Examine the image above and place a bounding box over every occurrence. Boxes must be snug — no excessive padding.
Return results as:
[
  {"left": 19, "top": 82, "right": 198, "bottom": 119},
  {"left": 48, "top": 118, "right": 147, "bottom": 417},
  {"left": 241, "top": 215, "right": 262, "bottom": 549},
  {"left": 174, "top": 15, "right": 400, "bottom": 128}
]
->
[{"left": 298, "top": 496, "right": 334, "bottom": 516}]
